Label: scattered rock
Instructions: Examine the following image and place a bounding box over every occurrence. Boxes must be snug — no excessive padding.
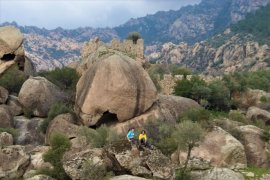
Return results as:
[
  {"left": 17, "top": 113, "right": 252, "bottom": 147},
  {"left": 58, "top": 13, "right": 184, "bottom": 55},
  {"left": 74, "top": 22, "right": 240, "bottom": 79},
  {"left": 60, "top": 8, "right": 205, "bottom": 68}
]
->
[
  {"left": 236, "top": 125, "right": 270, "bottom": 167},
  {"left": 18, "top": 77, "right": 65, "bottom": 117},
  {"left": 0, "top": 145, "right": 30, "bottom": 179},
  {"left": 75, "top": 53, "right": 157, "bottom": 126},
  {"left": 6, "top": 95, "right": 23, "bottom": 116},
  {"left": 110, "top": 175, "right": 151, "bottom": 180},
  {"left": 191, "top": 168, "right": 244, "bottom": 180},
  {"left": 26, "top": 174, "right": 55, "bottom": 180},
  {"left": 0, "top": 105, "right": 13, "bottom": 128},
  {"left": 0, "top": 132, "right": 13, "bottom": 146},
  {"left": 0, "top": 86, "right": 8, "bottom": 104},
  {"left": 45, "top": 113, "right": 79, "bottom": 145},
  {"left": 13, "top": 116, "right": 45, "bottom": 145},
  {"left": 246, "top": 106, "right": 270, "bottom": 125},
  {"left": 177, "top": 126, "right": 247, "bottom": 170}
]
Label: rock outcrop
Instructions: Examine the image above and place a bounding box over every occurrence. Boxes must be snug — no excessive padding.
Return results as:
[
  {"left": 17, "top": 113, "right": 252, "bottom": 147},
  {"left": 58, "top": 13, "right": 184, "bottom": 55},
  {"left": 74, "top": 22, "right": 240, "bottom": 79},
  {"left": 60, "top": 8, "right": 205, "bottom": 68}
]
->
[
  {"left": 246, "top": 106, "right": 270, "bottom": 125},
  {"left": 0, "top": 145, "right": 30, "bottom": 179},
  {"left": 18, "top": 77, "right": 65, "bottom": 117},
  {"left": 236, "top": 125, "right": 270, "bottom": 168},
  {"left": 6, "top": 95, "right": 23, "bottom": 116},
  {"left": 45, "top": 113, "right": 79, "bottom": 145},
  {"left": 75, "top": 53, "right": 157, "bottom": 126},
  {"left": 174, "top": 126, "right": 247, "bottom": 169},
  {"left": 191, "top": 168, "right": 244, "bottom": 180},
  {"left": 111, "top": 95, "right": 200, "bottom": 134}
]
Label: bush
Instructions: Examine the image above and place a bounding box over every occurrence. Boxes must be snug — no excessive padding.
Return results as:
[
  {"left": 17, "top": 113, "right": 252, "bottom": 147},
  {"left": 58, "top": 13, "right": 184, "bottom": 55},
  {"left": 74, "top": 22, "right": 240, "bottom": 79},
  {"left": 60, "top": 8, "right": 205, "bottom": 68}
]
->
[
  {"left": 228, "top": 110, "right": 249, "bottom": 124},
  {"left": 172, "top": 67, "right": 192, "bottom": 79},
  {"left": 0, "top": 64, "right": 27, "bottom": 94},
  {"left": 38, "top": 67, "right": 79, "bottom": 91},
  {"left": 173, "top": 121, "right": 204, "bottom": 174},
  {"left": 126, "top": 32, "right": 141, "bottom": 44},
  {"left": 261, "top": 128, "right": 270, "bottom": 142},
  {"left": 40, "top": 133, "right": 71, "bottom": 180},
  {"left": 40, "top": 103, "right": 72, "bottom": 133},
  {"left": 175, "top": 169, "right": 192, "bottom": 180},
  {"left": 79, "top": 125, "right": 120, "bottom": 148},
  {"left": 144, "top": 119, "right": 177, "bottom": 155}
]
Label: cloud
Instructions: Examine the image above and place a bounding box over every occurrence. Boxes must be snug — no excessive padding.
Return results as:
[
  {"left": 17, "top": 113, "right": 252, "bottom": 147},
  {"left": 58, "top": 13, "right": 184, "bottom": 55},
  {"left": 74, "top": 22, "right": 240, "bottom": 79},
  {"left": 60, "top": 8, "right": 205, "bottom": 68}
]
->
[{"left": 0, "top": 0, "right": 201, "bottom": 29}]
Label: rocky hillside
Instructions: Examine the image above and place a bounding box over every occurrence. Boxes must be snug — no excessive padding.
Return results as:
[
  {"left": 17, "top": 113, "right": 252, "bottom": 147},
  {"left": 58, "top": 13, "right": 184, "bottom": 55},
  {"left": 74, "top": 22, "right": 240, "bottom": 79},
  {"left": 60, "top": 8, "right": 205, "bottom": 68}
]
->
[
  {"left": 148, "top": 4, "right": 270, "bottom": 75},
  {"left": 2, "top": 0, "right": 270, "bottom": 71}
]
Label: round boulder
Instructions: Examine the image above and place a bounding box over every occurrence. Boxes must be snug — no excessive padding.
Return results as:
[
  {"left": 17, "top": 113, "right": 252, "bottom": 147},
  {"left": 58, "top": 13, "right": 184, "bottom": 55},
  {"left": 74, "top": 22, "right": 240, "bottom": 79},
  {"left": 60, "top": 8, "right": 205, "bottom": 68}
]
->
[
  {"left": 18, "top": 77, "right": 64, "bottom": 117},
  {"left": 0, "top": 86, "right": 8, "bottom": 104},
  {"left": 0, "top": 132, "right": 13, "bottom": 146},
  {"left": 0, "top": 105, "right": 13, "bottom": 128},
  {"left": 75, "top": 53, "right": 157, "bottom": 126}
]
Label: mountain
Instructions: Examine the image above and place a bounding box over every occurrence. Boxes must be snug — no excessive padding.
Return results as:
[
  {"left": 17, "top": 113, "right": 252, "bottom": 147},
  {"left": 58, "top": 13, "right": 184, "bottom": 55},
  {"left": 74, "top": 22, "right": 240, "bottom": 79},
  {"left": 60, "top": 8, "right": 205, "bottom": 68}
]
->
[
  {"left": 148, "top": 4, "right": 270, "bottom": 75},
  {"left": 115, "top": 0, "right": 270, "bottom": 44},
  {"left": 1, "top": 0, "right": 270, "bottom": 71}
]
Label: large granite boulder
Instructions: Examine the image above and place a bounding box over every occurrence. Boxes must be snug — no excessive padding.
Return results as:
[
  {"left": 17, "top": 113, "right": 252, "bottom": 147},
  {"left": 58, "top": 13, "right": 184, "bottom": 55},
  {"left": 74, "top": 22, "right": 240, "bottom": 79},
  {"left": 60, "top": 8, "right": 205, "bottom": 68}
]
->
[
  {"left": 0, "top": 145, "right": 30, "bottom": 179},
  {"left": 75, "top": 53, "right": 157, "bottom": 126},
  {"left": 174, "top": 126, "right": 247, "bottom": 169},
  {"left": 6, "top": 95, "right": 23, "bottom": 116},
  {"left": 111, "top": 95, "right": 200, "bottom": 134},
  {"left": 0, "top": 132, "right": 13, "bottom": 146},
  {"left": 236, "top": 125, "right": 270, "bottom": 167},
  {"left": 18, "top": 77, "right": 65, "bottom": 117},
  {"left": 0, "top": 26, "right": 25, "bottom": 75},
  {"left": 0, "top": 105, "right": 13, "bottom": 128},
  {"left": 246, "top": 106, "right": 270, "bottom": 125},
  {"left": 0, "top": 86, "right": 8, "bottom": 104},
  {"left": 13, "top": 116, "right": 45, "bottom": 145},
  {"left": 45, "top": 113, "right": 79, "bottom": 145}
]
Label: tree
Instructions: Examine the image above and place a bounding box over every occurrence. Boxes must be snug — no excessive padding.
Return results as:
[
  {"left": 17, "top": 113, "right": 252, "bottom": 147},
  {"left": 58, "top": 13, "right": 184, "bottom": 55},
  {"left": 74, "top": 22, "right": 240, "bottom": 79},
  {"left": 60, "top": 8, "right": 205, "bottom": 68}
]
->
[
  {"left": 173, "top": 121, "right": 204, "bottom": 176},
  {"left": 126, "top": 32, "right": 142, "bottom": 44}
]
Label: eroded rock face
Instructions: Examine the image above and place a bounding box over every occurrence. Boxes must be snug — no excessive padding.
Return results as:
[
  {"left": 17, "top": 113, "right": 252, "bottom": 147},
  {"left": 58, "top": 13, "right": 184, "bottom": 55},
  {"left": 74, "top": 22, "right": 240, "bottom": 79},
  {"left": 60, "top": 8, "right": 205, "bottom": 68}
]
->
[
  {"left": 177, "top": 126, "right": 247, "bottom": 170},
  {"left": 6, "top": 95, "right": 23, "bottom": 116},
  {"left": 45, "top": 113, "right": 79, "bottom": 145},
  {"left": 236, "top": 125, "right": 270, "bottom": 168},
  {"left": 18, "top": 77, "right": 65, "bottom": 117},
  {"left": 0, "top": 105, "right": 13, "bottom": 128},
  {"left": 0, "top": 132, "right": 13, "bottom": 146},
  {"left": 75, "top": 53, "right": 157, "bottom": 126},
  {"left": 246, "top": 106, "right": 270, "bottom": 125},
  {"left": 0, "top": 145, "right": 30, "bottom": 179},
  {"left": 0, "top": 86, "right": 8, "bottom": 104},
  {"left": 13, "top": 116, "right": 45, "bottom": 145}
]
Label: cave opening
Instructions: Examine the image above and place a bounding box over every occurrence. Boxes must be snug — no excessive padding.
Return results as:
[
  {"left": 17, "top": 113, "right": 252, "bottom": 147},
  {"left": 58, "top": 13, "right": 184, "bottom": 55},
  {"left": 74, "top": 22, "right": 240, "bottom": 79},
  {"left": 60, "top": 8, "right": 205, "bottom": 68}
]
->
[
  {"left": 1, "top": 53, "right": 16, "bottom": 61},
  {"left": 89, "top": 111, "right": 118, "bottom": 129}
]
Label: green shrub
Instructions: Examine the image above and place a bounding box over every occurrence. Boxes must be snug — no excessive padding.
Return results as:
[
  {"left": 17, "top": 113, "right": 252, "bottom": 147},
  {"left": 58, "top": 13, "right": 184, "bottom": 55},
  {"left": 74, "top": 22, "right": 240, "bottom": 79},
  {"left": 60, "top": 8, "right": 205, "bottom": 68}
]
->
[
  {"left": 175, "top": 169, "right": 192, "bottom": 180},
  {"left": 260, "top": 96, "right": 270, "bottom": 103},
  {"left": 40, "top": 103, "right": 72, "bottom": 133},
  {"left": 0, "top": 128, "right": 18, "bottom": 137},
  {"left": 172, "top": 67, "right": 192, "bottom": 79},
  {"left": 144, "top": 119, "right": 177, "bottom": 155},
  {"left": 260, "top": 128, "right": 270, "bottom": 142},
  {"left": 228, "top": 110, "right": 249, "bottom": 124},
  {"left": 79, "top": 125, "right": 120, "bottom": 148},
  {"left": 40, "top": 133, "right": 71, "bottom": 180},
  {"left": 38, "top": 67, "right": 79, "bottom": 91},
  {"left": 0, "top": 65, "right": 27, "bottom": 94}
]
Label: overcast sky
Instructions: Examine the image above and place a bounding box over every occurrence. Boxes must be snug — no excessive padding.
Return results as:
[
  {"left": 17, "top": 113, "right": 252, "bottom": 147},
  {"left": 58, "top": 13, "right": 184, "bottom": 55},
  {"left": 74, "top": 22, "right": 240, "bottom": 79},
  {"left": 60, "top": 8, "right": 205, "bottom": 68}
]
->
[{"left": 0, "top": 0, "right": 201, "bottom": 29}]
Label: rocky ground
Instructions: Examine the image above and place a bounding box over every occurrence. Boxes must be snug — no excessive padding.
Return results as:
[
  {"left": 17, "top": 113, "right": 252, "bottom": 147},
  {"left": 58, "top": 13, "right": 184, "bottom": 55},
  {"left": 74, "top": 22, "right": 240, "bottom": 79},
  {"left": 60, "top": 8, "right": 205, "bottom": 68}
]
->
[{"left": 1, "top": 26, "right": 270, "bottom": 180}]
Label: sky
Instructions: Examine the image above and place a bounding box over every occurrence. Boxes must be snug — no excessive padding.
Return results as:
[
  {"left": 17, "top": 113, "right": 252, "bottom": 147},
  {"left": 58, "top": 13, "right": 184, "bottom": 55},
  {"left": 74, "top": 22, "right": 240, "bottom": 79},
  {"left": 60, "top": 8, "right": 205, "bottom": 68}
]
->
[{"left": 0, "top": 0, "right": 201, "bottom": 29}]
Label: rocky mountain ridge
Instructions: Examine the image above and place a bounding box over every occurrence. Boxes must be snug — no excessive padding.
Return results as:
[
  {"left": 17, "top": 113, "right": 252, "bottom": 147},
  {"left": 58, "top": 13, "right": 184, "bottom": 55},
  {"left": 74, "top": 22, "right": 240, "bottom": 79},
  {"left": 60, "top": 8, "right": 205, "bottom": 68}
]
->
[{"left": 2, "top": 0, "right": 270, "bottom": 71}]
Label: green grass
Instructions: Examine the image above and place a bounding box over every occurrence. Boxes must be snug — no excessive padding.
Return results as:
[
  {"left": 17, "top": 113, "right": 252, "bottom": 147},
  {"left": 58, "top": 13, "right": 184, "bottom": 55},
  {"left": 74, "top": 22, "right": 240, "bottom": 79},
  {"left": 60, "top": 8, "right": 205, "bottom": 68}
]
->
[{"left": 243, "top": 167, "right": 270, "bottom": 179}]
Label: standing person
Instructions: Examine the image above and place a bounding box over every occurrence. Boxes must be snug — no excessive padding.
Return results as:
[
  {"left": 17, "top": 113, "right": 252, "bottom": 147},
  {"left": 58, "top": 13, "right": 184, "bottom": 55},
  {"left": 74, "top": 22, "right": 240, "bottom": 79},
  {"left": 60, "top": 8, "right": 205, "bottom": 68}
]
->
[
  {"left": 127, "top": 128, "right": 136, "bottom": 144},
  {"left": 139, "top": 130, "right": 152, "bottom": 149}
]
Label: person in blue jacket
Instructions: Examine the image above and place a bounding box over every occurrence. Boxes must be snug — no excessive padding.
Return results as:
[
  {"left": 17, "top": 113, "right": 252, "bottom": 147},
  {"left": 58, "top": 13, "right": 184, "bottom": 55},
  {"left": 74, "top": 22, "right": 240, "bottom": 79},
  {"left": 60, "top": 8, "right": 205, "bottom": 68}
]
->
[{"left": 127, "top": 128, "right": 136, "bottom": 144}]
